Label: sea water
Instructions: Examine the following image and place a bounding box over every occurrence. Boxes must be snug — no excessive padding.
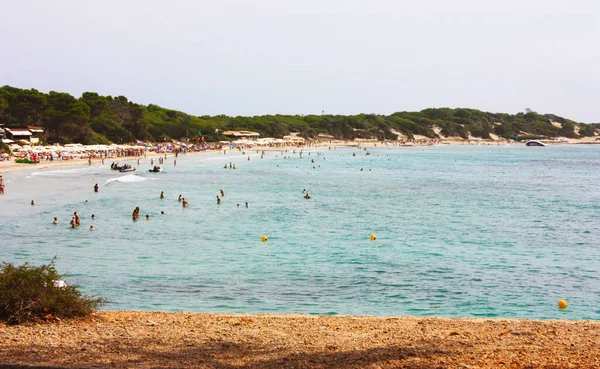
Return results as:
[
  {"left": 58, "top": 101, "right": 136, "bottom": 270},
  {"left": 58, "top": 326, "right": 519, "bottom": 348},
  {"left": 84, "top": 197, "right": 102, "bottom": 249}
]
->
[{"left": 1, "top": 144, "right": 599, "bottom": 319}]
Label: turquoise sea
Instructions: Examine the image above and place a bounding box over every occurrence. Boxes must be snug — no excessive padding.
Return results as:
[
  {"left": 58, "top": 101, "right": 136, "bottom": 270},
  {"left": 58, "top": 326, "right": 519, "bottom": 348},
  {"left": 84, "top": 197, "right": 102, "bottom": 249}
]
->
[{"left": 1, "top": 144, "right": 599, "bottom": 319}]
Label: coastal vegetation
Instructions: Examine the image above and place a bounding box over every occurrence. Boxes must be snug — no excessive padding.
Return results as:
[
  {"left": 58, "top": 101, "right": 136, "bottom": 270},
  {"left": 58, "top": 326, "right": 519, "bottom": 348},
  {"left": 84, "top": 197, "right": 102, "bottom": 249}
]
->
[
  {"left": 1, "top": 85, "right": 598, "bottom": 145},
  {"left": 0, "top": 259, "right": 105, "bottom": 324}
]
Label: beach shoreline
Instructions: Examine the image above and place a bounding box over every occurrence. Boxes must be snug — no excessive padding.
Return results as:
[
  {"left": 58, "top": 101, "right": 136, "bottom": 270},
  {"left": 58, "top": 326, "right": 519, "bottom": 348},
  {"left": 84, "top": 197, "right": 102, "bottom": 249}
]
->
[
  {"left": 1, "top": 311, "right": 598, "bottom": 368},
  {"left": 2, "top": 137, "right": 598, "bottom": 176}
]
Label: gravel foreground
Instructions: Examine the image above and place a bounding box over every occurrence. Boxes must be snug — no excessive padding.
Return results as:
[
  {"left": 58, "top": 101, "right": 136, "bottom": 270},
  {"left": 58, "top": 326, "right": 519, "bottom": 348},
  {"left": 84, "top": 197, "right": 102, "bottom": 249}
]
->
[{"left": 0, "top": 311, "right": 599, "bottom": 369}]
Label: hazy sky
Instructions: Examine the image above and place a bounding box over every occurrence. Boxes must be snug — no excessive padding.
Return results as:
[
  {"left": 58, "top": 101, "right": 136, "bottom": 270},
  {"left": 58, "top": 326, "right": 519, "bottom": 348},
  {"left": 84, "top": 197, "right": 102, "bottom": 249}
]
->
[{"left": 1, "top": 0, "right": 598, "bottom": 122}]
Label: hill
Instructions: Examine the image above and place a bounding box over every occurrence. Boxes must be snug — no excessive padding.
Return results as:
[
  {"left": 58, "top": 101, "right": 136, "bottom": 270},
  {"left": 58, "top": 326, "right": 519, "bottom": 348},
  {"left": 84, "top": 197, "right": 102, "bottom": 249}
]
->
[{"left": 0, "top": 85, "right": 598, "bottom": 145}]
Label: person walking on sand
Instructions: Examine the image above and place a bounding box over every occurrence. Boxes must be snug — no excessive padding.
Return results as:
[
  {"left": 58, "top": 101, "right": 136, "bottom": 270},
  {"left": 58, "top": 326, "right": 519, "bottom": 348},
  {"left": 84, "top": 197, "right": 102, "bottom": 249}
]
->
[{"left": 94, "top": 183, "right": 99, "bottom": 193}]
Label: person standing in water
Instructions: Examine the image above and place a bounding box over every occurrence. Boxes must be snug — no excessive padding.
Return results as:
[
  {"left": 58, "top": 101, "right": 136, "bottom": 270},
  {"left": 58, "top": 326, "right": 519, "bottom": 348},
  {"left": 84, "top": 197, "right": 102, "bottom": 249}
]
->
[
  {"left": 178, "top": 194, "right": 182, "bottom": 202},
  {"left": 182, "top": 198, "right": 189, "bottom": 207},
  {"left": 216, "top": 196, "right": 221, "bottom": 205},
  {"left": 94, "top": 183, "right": 99, "bottom": 193},
  {"left": 74, "top": 212, "right": 81, "bottom": 226},
  {"left": 220, "top": 189, "right": 225, "bottom": 197},
  {"left": 160, "top": 191, "right": 165, "bottom": 199},
  {"left": 52, "top": 217, "right": 57, "bottom": 225}
]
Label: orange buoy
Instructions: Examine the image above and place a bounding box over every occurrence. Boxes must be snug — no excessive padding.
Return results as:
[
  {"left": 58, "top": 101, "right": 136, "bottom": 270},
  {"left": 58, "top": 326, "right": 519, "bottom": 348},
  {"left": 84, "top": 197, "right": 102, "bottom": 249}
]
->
[
  {"left": 370, "top": 234, "right": 377, "bottom": 241},
  {"left": 558, "top": 300, "right": 568, "bottom": 309},
  {"left": 261, "top": 235, "right": 268, "bottom": 242}
]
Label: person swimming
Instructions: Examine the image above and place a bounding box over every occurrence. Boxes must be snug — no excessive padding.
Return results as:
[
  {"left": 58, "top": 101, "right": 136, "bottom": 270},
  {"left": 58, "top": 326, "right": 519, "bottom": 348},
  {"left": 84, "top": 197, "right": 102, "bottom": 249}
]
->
[
  {"left": 182, "top": 198, "right": 189, "bottom": 207},
  {"left": 90, "top": 225, "right": 95, "bottom": 231},
  {"left": 52, "top": 217, "right": 57, "bottom": 225},
  {"left": 91, "top": 214, "right": 95, "bottom": 220},
  {"left": 304, "top": 193, "right": 311, "bottom": 199},
  {"left": 245, "top": 202, "right": 249, "bottom": 208},
  {"left": 31, "top": 200, "right": 35, "bottom": 206},
  {"left": 178, "top": 194, "right": 182, "bottom": 202},
  {"left": 146, "top": 215, "right": 150, "bottom": 220}
]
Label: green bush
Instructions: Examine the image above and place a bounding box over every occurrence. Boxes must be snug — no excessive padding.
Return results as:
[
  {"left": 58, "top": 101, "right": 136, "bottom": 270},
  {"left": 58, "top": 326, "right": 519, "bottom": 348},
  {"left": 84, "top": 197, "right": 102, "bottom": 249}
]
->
[{"left": 0, "top": 259, "right": 105, "bottom": 325}]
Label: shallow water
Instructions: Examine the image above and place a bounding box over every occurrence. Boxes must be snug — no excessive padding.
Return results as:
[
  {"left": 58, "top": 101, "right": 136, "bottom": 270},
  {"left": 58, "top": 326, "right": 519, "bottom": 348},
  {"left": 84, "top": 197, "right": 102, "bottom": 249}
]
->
[{"left": 1, "top": 144, "right": 599, "bottom": 319}]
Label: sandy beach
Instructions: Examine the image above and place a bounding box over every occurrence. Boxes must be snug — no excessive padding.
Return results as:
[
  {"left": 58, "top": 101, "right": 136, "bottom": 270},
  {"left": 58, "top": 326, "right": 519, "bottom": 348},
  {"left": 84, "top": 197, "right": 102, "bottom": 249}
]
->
[
  {"left": 0, "top": 311, "right": 599, "bottom": 368},
  {"left": 2, "top": 141, "right": 599, "bottom": 368}
]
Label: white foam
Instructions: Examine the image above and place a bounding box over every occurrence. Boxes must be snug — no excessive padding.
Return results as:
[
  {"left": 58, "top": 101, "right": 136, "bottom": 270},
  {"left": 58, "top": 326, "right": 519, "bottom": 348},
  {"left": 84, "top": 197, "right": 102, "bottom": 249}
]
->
[
  {"left": 106, "top": 174, "right": 148, "bottom": 184},
  {"left": 27, "top": 167, "right": 91, "bottom": 178}
]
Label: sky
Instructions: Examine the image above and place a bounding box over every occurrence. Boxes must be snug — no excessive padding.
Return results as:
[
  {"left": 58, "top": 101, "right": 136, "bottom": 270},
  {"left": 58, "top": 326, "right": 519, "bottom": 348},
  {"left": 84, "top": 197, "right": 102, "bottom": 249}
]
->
[{"left": 1, "top": 0, "right": 599, "bottom": 122}]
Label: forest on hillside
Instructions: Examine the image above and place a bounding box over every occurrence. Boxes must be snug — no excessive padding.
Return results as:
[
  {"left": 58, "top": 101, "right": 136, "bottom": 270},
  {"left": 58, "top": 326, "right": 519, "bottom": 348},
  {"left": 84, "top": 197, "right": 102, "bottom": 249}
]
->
[{"left": 0, "top": 85, "right": 598, "bottom": 145}]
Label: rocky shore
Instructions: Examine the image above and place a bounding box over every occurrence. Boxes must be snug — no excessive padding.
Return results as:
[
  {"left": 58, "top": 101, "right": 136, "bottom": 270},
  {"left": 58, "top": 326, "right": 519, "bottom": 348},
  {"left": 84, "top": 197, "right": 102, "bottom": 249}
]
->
[{"left": 1, "top": 311, "right": 599, "bottom": 368}]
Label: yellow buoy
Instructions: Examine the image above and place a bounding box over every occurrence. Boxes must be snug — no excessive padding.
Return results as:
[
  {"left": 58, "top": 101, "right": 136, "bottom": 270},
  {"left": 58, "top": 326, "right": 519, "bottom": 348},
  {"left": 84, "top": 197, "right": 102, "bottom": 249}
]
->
[
  {"left": 261, "top": 235, "right": 268, "bottom": 242},
  {"left": 370, "top": 234, "right": 377, "bottom": 241},
  {"left": 558, "top": 300, "right": 568, "bottom": 309}
]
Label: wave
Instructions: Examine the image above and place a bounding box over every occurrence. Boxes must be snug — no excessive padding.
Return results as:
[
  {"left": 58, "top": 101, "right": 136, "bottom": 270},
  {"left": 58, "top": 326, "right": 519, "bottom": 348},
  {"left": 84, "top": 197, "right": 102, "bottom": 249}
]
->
[
  {"left": 105, "top": 174, "right": 148, "bottom": 184},
  {"left": 27, "top": 167, "right": 91, "bottom": 178}
]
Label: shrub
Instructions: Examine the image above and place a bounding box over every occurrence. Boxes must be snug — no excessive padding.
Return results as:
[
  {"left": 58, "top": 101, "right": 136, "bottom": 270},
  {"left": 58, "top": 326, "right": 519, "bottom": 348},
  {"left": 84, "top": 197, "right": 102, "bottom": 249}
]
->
[{"left": 0, "top": 258, "right": 105, "bottom": 325}]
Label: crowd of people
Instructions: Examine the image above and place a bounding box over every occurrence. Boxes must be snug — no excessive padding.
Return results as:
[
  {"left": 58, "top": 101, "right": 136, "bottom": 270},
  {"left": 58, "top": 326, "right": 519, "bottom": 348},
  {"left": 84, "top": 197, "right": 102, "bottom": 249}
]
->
[{"left": 17, "top": 145, "right": 334, "bottom": 232}]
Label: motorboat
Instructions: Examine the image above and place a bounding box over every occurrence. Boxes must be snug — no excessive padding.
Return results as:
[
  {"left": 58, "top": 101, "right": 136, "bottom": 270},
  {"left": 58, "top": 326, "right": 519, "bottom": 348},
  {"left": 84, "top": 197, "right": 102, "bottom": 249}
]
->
[
  {"left": 111, "top": 162, "right": 136, "bottom": 172},
  {"left": 526, "top": 140, "right": 546, "bottom": 147}
]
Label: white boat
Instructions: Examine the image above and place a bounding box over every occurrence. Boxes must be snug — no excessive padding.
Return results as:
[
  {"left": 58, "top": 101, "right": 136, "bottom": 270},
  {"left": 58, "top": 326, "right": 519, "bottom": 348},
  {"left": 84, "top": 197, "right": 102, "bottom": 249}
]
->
[{"left": 526, "top": 140, "right": 546, "bottom": 147}]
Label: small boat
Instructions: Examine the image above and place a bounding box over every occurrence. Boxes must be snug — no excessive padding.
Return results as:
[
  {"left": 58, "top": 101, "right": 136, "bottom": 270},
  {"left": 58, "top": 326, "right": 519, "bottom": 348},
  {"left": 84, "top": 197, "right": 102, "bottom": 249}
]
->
[
  {"left": 526, "top": 140, "right": 546, "bottom": 147},
  {"left": 111, "top": 162, "right": 136, "bottom": 172},
  {"left": 148, "top": 166, "right": 162, "bottom": 173}
]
